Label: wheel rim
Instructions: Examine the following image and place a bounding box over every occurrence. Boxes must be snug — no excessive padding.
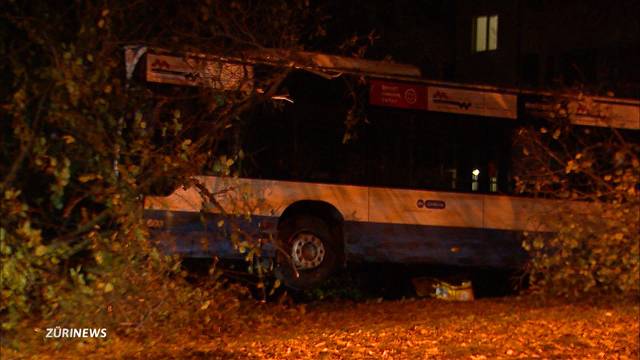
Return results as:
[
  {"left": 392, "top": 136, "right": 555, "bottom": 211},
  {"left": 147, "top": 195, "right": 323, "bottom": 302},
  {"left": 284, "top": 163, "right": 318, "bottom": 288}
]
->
[{"left": 290, "top": 232, "right": 325, "bottom": 270}]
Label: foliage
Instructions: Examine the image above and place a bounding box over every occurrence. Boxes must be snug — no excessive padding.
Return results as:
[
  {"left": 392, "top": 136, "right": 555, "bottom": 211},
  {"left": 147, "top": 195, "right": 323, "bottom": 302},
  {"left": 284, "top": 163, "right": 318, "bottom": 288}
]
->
[
  {"left": 515, "top": 93, "right": 640, "bottom": 297},
  {"left": 0, "top": 0, "right": 333, "bottom": 342}
]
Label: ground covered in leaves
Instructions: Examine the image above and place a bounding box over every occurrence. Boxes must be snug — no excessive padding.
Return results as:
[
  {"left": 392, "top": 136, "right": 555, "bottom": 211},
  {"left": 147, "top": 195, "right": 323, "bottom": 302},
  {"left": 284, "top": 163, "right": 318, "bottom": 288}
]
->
[{"left": 9, "top": 295, "right": 639, "bottom": 359}]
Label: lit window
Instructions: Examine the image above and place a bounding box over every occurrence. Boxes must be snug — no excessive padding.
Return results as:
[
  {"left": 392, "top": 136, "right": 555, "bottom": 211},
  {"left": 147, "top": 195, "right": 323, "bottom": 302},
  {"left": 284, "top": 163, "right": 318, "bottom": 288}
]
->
[
  {"left": 490, "top": 177, "right": 497, "bottom": 192},
  {"left": 471, "top": 168, "right": 480, "bottom": 192},
  {"left": 473, "top": 15, "right": 498, "bottom": 52}
]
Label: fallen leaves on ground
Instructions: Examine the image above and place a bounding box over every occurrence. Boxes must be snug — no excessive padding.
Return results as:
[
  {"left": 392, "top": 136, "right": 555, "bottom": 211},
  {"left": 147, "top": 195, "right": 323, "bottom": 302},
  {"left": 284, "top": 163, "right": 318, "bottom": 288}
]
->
[{"left": 8, "top": 296, "right": 639, "bottom": 359}]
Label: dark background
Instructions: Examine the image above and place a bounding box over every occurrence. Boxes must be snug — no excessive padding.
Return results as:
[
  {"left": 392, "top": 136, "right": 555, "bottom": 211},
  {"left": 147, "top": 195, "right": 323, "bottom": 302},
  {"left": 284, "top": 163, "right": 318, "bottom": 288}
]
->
[{"left": 318, "top": 0, "right": 640, "bottom": 98}]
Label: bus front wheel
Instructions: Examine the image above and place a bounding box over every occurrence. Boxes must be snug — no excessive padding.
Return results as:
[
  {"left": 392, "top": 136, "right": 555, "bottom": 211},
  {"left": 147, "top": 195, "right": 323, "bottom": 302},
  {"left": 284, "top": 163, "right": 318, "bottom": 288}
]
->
[{"left": 275, "top": 215, "right": 340, "bottom": 290}]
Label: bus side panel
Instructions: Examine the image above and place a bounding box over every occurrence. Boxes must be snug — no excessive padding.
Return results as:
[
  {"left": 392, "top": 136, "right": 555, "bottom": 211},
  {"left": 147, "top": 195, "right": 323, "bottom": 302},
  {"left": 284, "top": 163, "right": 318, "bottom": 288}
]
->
[
  {"left": 144, "top": 209, "right": 275, "bottom": 259},
  {"left": 483, "top": 195, "right": 551, "bottom": 231},
  {"left": 344, "top": 221, "right": 527, "bottom": 268},
  {"left": 144, "top": 177, "right": 369, "bottom": 259},
  {"left": 361, "top": 187, "right": 527, "bottom": 267},
  {"left": 196, "top": 176, "right": 369, "bottom": 222},
  {"left": 368, "top": 187, "right": 484, "bottom": 228},
  {"left": 144, "top": 209, "right": 195, "bottom": 256},
  {"left": 483, "top": 195, "right": 593, "bottom": 232}
]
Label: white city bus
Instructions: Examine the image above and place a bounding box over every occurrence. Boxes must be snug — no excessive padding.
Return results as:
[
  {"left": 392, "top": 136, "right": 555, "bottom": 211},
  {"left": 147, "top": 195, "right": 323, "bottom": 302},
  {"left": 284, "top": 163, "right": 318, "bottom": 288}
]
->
[{"left": 134, "top": 47, "right": 640, "bottom": 289}]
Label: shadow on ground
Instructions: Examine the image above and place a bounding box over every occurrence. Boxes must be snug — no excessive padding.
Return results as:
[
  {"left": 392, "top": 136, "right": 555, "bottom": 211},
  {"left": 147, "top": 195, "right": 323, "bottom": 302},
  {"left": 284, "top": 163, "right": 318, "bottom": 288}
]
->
[{"left": 182, "top": 258, "right": 526, "bottom": 302}]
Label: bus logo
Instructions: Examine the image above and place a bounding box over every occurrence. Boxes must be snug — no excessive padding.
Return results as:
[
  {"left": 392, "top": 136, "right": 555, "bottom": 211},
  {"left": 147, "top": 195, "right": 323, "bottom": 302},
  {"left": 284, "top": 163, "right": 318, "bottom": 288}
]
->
[
  {"left": 432, "top": 91, "right": 472, "bottom": 110},
  {"left": 404, "top": 88, "right": 417, "bottom": 104},
  {"left": 416, "top": 199, "right": 446, "bottom": 209}
]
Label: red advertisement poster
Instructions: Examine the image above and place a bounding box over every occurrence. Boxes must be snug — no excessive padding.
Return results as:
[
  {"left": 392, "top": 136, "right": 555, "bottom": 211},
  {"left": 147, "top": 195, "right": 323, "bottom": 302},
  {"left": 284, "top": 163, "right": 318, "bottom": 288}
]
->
[{"left": 369, "top": 79, "right": 428, "bottom": 110}]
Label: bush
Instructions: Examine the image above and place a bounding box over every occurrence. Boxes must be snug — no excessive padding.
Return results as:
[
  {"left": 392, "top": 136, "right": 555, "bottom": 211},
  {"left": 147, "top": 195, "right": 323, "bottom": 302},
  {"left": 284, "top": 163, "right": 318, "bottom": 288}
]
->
[
  {"left": 516, "top": 93, "right": 640, "bottom": 298},
  {"left": 523, "top": 202, "right": 639, "bottom": 297}
]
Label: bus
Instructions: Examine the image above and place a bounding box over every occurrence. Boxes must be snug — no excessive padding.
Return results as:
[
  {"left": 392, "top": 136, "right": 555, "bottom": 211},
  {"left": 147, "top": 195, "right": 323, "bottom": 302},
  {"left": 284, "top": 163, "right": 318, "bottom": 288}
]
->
[{"left": 134, "top": 47, "right": 640, "bottom": 289}]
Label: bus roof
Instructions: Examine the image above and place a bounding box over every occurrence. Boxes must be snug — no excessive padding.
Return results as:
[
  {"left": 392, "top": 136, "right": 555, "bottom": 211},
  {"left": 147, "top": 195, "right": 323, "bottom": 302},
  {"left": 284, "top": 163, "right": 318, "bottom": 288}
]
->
[{"left": 125, "top": 45, "right": 639, "bottom": 130}]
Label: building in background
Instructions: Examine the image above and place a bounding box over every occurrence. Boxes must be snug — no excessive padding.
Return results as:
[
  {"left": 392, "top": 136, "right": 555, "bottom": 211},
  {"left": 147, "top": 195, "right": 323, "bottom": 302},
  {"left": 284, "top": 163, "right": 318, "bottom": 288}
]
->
[{"left": 324, "top": 0, "right": 640, "bottom": 98}]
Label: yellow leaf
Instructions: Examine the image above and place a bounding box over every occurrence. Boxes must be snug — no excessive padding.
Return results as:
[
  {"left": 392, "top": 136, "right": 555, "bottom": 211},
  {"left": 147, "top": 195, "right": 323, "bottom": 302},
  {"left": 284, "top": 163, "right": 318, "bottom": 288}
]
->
[
  {"left": 95, "top": 252, "right": 104, "bottom": 265},
  {"left": 62, "top": 135, "right": 75, "bottom": 144},
  {"left": 104, "top": 283, "right": 114, "bottom": 293},
  {"left": 200, "top": 300, "right": 211, "bottom": 310},
  {"left": 35, "top": 245, "right": 47, "bottom": 256},
  {"left": 78, "top": 174, "right": 101, "bottom": 183}
]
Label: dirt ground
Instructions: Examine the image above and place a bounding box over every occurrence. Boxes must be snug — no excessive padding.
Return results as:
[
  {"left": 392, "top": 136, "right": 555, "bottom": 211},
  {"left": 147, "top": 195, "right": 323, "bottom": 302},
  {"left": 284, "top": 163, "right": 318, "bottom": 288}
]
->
[{"left": 17, "top": 295, "right": 639, "bottom": 359}]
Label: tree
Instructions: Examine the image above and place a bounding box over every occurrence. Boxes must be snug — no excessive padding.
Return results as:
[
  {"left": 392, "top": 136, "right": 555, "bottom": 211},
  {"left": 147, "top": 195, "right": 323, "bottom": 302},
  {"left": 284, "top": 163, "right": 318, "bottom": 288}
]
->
[
  {"left": 0, "top": 0, "right": 334, "bottom": 336},
  {"left": 514, "top": 91, "right": 639, "bottom": 297}
]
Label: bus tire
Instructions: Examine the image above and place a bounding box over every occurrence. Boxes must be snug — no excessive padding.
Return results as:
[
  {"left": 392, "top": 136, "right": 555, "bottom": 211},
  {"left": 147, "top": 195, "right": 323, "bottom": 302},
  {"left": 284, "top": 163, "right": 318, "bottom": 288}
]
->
[{"left": 275, "top": 215, "right": 340, "bottom": 290}]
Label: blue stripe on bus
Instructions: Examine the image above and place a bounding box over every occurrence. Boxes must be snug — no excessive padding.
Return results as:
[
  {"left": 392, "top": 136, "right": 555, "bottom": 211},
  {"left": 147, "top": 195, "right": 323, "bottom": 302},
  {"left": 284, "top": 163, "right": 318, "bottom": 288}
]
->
[
  {"left": 344, "top": 222, "right": 527, "bottom": 268},
  {"left": 144, "top": 210, "right": 266, "bottom": 258},
  {"left": 144, "top": 210, "right": 528, "bottom": 268}
]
